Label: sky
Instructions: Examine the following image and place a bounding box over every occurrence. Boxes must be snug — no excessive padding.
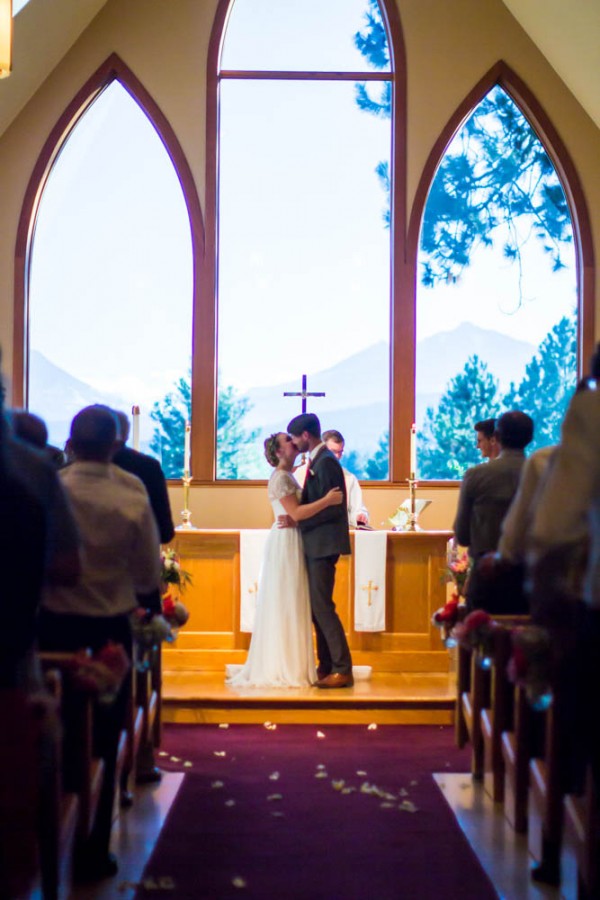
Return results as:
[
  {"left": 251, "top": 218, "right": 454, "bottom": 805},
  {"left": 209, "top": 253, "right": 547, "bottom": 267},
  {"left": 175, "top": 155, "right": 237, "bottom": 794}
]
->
[{"left": 27, "top": 0, "right": 577, "bottom": 443}]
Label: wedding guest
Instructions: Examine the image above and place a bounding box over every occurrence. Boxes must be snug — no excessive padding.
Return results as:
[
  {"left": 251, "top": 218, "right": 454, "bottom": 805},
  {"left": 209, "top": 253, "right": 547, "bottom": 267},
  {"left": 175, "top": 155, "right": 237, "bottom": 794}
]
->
[
  {"left": 454, "top": 411, "right": 533, "bottom": 612},
  {"left": 474, "top": 417, "right": 499, "bottom": 460},
  {"left": 112, "top": 408, "right": 174, "bottom": 544},
  {"left": 9, "top": 407, "right": 67, "bottom": 468},
  {"left": 39, "top": 405, "right": 161, "bottom": 881}
]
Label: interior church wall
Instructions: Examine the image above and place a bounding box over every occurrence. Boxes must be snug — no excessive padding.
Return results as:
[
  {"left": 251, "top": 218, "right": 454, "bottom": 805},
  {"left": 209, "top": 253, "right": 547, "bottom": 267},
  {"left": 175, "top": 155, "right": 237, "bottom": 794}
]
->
[{"left": 0, "top": 0, "right": 598, "bottom": 530}]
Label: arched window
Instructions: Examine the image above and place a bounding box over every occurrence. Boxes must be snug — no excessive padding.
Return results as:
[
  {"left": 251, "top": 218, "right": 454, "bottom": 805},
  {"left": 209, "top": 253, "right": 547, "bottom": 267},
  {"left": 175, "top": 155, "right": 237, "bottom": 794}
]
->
[
  {"left": 409, "top": 68, "right": 594, "bottom": 481},
  {"left": 22, "top": 70, "right": 196, "bottom": 471},
  {"left": 212, "top": 0, "right": 401, "bottom": 480}
]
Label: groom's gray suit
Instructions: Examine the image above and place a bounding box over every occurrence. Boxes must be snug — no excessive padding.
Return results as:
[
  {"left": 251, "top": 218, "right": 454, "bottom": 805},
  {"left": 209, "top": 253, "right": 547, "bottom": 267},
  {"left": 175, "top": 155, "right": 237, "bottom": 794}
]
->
[{"left": 297, "top": 445, "right": 352, "bottom": 677}]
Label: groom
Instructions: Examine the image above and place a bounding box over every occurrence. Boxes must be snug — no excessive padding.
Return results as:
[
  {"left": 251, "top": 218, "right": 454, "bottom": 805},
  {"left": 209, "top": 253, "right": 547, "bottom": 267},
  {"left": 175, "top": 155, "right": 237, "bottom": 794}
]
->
[{"left": 287, "top": 413, "right": 354, "bottom": 688}]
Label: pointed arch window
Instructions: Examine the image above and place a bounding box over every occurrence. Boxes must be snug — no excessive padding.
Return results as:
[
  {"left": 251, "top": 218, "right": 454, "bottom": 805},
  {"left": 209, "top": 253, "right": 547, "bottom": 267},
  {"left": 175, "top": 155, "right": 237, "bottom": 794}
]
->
[
  {"left": 213, "top": 0, "right": 399, "bottom": 480},
  {"left": 26, "top": 80, "right": 193, "bottom": 461},
  {"left": 414, "top": 83, "right": 579, "bottom": 480}
]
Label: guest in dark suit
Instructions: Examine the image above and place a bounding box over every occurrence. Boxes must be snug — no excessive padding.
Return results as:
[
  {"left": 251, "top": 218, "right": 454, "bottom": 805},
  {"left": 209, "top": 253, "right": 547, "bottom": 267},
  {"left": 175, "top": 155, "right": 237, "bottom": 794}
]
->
[
  {"left": 454, "top": 410, "right": 534, "bottom": 612},
  {"left": 287, "top": 413, "right": 353, "bottom": 688},
  {"left": 113, "top": 409, "right": 175, "bottom": 545}
]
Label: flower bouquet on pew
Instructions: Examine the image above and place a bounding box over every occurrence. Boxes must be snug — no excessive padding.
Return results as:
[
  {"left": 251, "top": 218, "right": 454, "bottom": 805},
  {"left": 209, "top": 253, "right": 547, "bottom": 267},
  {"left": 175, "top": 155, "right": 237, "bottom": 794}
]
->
[
  {"left": 507, "top": 625, "right": 553, "bottom": 711},
  {"left": 432, "top": 543, "right": 471, "bottom": 647},
  {"left": 453, "top": 609, "right": 498, "bottom": 669},
  {"left": 68, "top": 641, "right": 131, "bottom": 705},
  {"left": 160, "top": 548, "right": 191, "bottom": 638},
  {"left": 131, "top": 550, "right": 192, "bottom": 658}
]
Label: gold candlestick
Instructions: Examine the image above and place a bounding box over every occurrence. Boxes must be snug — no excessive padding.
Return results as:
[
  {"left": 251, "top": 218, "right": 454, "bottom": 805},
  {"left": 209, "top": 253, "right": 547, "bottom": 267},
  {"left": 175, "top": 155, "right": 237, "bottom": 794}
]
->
[
  {"left": 180, "top": 472, "right": 194, "bottom": 529},
  {"left": 406, "top": 476, "right": 421, "bottom": 532}
]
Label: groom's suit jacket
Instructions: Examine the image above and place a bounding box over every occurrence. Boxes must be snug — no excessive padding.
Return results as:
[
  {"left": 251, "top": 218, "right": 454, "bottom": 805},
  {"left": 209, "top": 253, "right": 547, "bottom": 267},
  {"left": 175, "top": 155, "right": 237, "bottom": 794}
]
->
[{"left": 298, "top": 446, "right": 351, "bottom": 559}]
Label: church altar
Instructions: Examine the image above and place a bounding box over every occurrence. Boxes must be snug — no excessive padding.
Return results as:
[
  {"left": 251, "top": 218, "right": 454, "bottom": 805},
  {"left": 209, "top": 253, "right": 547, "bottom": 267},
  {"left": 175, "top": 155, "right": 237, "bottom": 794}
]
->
[{"left": 163, "top": 529, "right": 454, "bottom": 675}]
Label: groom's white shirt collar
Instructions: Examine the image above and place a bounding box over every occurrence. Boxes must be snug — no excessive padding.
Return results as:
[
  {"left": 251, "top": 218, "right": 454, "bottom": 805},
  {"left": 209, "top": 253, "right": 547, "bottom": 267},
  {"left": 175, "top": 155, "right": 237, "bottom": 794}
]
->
[{"left": 308, "top": 442, "right": 325, "bottom": 462}]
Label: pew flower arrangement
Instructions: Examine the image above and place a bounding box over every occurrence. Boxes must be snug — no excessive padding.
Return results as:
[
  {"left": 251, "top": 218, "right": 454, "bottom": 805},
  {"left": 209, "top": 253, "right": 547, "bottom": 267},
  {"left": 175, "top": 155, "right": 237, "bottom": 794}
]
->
[
  {"left": 131, "top": 550, "right": 192, "bottom": 659},
  {"left": 68, "top": 642, "right": 131, "bottom": 705},
  {"left": 507, "top": 625, "right": 553, "bottom": 711},
  {"left": 432, "top": 544, "right": 471, "bottom": 646},
  {"left": 453, "top": 609, "right": 498, "bottom": 668}
]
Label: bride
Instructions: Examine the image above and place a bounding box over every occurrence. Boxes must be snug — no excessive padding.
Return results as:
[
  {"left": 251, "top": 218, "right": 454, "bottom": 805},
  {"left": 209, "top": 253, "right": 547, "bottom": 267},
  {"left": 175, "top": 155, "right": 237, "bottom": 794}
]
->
[{"left": 227, "top": 431, "right": 343, "bottom": 688}]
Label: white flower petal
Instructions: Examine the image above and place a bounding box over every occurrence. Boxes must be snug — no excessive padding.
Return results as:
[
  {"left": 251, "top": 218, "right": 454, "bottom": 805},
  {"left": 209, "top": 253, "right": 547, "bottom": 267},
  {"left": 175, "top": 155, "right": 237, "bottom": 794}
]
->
[
  {"left": 367, "top": 723, "right": 378, "bottom": 730},
  {"left": 316, "top": 731, "right": 325, "bottom": 739},
  {"left": 269, "top": 772, "right": 280, "bottom": 781},
  {"left": 214, "top": 751, "right": 226, "bottom": 757},
  {"left": 315, "top": 771, "right": 328, "bottom": 779},
  {"left": 219, "top": 723, "right": 230, "bottom": 729},
  {"left": 267, "top": 794, "right": 283, "bottom": 801},
  {"left": 232, "top": 876, "right": 247, "bottom": 889},
  {"left": 211, "top": 781, "right": 224, "bottom": 789}
]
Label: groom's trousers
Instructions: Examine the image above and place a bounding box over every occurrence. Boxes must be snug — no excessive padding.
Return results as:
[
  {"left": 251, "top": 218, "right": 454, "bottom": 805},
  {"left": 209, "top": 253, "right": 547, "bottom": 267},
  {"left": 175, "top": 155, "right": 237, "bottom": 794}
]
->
[{"left": 306, "top": 554, "right": 352, "bottom": 675}]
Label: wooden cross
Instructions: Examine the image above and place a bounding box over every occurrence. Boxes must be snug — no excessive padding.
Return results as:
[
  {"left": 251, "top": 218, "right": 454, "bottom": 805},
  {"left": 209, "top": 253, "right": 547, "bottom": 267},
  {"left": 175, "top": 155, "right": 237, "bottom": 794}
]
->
[
  {"left": 283, "top": 373, "right": 325, "bottom": 414},
  {"left": 361, "top": 580, "right": 379, "bottom": 607}
]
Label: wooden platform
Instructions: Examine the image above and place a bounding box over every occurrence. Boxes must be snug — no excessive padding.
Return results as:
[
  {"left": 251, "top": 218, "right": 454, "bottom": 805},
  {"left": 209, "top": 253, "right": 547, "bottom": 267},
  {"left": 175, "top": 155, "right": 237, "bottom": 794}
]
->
[{"left": 162, "top": 671, "right": 456, "bottom": 725}]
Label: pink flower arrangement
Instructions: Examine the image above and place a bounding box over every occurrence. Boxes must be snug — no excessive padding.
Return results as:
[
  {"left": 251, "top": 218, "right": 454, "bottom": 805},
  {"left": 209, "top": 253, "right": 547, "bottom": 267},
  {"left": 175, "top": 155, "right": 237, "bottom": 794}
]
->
[
  {"left": 507, "top": 625, "right": 553, "bottom": 710},
  {"left": 68, "top": 641, "right": 130, "bottom": 704}
]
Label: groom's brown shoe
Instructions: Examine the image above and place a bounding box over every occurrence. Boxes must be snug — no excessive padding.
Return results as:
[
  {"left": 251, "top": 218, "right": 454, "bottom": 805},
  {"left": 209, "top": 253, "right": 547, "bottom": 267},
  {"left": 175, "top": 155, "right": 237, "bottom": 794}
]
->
[{"left": 316, "top": 672, "right": 354, "bottom": 689}]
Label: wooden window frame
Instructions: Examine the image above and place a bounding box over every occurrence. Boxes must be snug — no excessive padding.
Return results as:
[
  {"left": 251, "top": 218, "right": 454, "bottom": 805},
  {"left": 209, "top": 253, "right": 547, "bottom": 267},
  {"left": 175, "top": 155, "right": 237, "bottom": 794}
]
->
[{"left": 13, "top": 41, "right": 593, "bottom": 488}]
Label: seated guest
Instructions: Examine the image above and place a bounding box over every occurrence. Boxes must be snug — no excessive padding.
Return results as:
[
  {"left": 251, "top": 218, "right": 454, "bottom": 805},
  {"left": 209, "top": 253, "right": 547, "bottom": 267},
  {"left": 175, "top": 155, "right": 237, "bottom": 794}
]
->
[
  {"left": 0, "top": 385, "right": 46, "bottom": 688},
  {"left": 112, "top": 407, "right": 175, "bottom": 782},
  {"left": 295, "top": 429, "right": 369, "bottom": 528},
  {"left": 497, "top": 445, "right": 557, "bottom": 564},
  {"left": 39, "top": 405, "right": 161, "bottom": 881},
  {"left": 9, "top": 408, "right": 67, "bottom": 467},
  {"left": 5, "top": 410, "right": 80, "bottom": 589},
  {"left": 112, "top": 409, "right": 175, "bottom": 545},
  {"left": 474, "top": 417, "right": 499, "bottom": 460},
  {"left": 454, "top": 410, "right": 534, "bottom": 612}
]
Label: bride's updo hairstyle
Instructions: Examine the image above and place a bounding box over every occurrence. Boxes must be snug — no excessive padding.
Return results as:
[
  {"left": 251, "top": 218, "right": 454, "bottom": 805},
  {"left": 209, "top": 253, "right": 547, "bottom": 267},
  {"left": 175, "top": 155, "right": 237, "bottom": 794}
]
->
[{"left": 264, "top": 432, "right": 283, "bottom": 467}]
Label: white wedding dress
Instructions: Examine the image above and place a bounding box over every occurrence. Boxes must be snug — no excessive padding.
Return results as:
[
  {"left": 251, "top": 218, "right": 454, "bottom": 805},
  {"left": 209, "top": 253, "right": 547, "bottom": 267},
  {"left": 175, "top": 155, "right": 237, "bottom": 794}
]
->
[{"left": 226, "top": 469, "right": 317, "bottom": 688}]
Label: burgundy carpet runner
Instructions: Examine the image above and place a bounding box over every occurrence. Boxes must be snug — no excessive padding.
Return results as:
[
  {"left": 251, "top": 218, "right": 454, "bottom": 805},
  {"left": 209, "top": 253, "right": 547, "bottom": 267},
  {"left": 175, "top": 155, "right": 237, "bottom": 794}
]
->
[{"left": 135, "top": 724, "right": 497, "bottom": 899}]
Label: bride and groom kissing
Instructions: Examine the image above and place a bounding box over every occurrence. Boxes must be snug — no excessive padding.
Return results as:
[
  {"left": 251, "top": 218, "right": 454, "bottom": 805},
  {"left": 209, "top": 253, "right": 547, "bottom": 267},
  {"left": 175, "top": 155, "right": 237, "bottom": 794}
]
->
[{"left": 227, "top": 412, "right": 354, "bottom": 690}]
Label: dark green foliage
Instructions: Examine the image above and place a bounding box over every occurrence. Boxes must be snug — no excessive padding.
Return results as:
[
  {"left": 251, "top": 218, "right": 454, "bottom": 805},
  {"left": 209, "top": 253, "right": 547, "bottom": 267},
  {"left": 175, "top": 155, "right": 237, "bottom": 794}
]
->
[
  {"left": 418, "top": 356, "right": 501, "bottom": 480},
  {"left": 354, "top": 4, "right": 571, "bottom": 289},
  {"left": 150, "top": 373, "right": 259, "bottom": 479},
  {"left": 364, "top": 429, "right": 389, "bottom": 480},
  {"left": 418, "top": 315, "right": 577, "bottom": 479},
  {"left": 503, "top": 315, "right": 577, "bottom": 452},
  {"left": 150, "top": 375, "right": 190, "bottom": 478}
]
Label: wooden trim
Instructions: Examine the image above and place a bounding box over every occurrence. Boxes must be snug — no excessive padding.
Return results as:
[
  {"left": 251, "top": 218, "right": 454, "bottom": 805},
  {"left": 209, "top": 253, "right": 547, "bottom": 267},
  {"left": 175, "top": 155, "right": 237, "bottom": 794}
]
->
[
  {"left": 12, "top": 53, "right": 205, "bottom": 424},
  {"left": 406, "top": 60, "right": 595, "bottom": 390},
  {"left": 220, "top": 70, "right": 393, "bottom": 81},
  {"left": 204, "top": 0, "right": 407, "bottom": 484}
]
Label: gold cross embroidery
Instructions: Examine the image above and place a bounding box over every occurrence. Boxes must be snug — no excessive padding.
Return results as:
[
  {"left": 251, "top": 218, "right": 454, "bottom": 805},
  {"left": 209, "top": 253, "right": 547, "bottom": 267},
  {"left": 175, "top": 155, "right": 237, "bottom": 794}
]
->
[{"left": 361, "top": 580, "right": 379, "bottom": 607}]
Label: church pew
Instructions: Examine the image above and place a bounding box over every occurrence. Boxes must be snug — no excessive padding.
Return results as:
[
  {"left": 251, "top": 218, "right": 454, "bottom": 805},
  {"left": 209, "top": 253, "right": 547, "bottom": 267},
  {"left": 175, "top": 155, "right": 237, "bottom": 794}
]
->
[
  {"left": 135, "top": 642, "right": 162, "bottom": 782},
  {"left": 38, "top": 653, "right": 105, "bottom": 850},
  {"left": 0, "top": 688, "right": 43, "bottom": 899},
  {"left": 457, "top": 643, "right": 491, "bottom": 780},
  {"left": 528, "top": 691, "right": 566, "bottom": 886},
  {"left": 480, "top": 615, "right": 532, "bottom": 804},
  {"left": 561, "top": 768, "right": 600, "bottom": 900},
  {"left": 501, "top": 682, "right": 545, "bottom": 834}
]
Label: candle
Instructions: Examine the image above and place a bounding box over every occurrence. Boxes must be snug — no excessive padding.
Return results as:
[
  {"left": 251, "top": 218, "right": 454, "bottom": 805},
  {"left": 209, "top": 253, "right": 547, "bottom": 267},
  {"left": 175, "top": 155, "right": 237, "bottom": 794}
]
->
[
  {"left": 184, "top": 420, "right": 191, "bottom": 477},
  {"left": 131, "top": 405, "right": 140, "bottom": 451},
  {"left": 410, "top": 423, "right": 417, "bottom": 478}
]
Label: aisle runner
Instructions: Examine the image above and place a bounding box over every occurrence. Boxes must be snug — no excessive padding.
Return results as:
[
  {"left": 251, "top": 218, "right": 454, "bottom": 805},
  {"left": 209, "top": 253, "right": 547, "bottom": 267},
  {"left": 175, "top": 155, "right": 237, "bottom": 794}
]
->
[{"left": 138, "top": 725, "right": 498, "bottom": 900}]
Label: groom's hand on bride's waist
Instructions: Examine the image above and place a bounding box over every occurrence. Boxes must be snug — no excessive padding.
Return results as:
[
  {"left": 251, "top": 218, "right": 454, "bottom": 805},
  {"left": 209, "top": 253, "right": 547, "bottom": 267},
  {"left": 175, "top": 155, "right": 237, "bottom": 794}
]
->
[{"left": 277, "top": 514, "right": 295, "bottom": 529}]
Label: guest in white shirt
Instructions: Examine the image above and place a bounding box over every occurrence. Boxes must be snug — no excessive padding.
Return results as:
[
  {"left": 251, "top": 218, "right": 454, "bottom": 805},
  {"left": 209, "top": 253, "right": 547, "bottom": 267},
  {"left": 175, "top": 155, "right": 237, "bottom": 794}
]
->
[
  {"left": 39, "top": 405, "right": 160, "bottom": 882},
  {"left": 295, "top": 429, "right": 369, "bottom": 528}
]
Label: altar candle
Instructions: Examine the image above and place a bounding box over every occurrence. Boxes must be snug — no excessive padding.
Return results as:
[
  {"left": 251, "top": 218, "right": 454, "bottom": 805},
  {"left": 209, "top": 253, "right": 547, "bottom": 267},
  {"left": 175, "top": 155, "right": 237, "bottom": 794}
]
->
[
  {"left": 184, "top": 420, "right": 191, "bottom": 476},
  {"left": 131, "top": 405, "right": 140, "bottom": 451},
  {"left": 410, "top": 423, "right": 417, "bottom": 478}
]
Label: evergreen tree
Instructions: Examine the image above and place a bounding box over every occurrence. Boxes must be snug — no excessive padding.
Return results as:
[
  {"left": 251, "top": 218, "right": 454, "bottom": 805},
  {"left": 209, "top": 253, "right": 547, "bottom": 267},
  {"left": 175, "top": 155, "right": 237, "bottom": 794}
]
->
[
  {"left": 354, "top": 3, "right": 571, "bottom": 288},
  {"left": 418, "top": 356, "right": 501, "bottom": 479},
  {"left": 150, "top": 375, "right": 190, "bottom": 478},
  {"left": 502, "top": 315, "right": 577, "bottom": 451},
  {"left": 150, "top": 373, "right": 260, "bottom": 479},
  {"left": 364, "top": 430, "right": 389, "bottom": 480},
  {"left": 215, "top": 384, "right": 261, "bottom": 479}
]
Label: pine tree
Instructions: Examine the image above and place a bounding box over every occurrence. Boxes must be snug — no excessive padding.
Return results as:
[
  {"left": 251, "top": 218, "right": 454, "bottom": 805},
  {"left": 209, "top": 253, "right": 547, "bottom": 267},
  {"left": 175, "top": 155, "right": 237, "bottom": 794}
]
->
[
  {"left": 418, "top": 356, "right": 501, "bottom": 479},
  {"left": 502, "top": 315, "right": 577, "bottom": 451},
  {"left": 150, "top": 374, "right": 260, "bottom": 479},
  {"left": 364, "top": 430, "right": 389, "bottom": 480}
]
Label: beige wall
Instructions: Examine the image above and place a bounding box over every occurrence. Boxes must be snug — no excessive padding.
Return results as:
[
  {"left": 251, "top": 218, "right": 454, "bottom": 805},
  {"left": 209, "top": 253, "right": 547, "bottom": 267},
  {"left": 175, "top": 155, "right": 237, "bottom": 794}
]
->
[{"left": 1, "top": 0, "right": 599, "bottom": 530}]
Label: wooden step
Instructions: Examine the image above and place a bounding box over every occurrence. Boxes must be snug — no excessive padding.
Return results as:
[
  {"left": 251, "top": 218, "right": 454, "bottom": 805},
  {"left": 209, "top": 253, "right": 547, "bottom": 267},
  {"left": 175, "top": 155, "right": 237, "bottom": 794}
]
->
[{"left": 162, "top": 671, "right": 455, "bottom": 725}]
